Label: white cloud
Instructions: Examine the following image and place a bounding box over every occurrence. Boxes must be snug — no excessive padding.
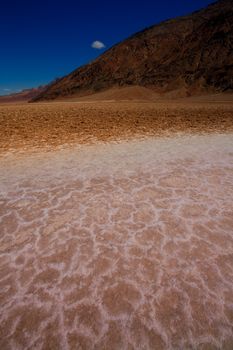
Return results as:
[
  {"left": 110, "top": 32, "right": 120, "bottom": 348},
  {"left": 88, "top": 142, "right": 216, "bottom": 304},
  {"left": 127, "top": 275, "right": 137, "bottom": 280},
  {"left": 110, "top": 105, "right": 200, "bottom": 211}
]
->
[
  {"left": 91, "top": 40, "right": 106, "bottom": 49},
  {"left": 3, "top": 88, "right": 11, "bottom": 91}
]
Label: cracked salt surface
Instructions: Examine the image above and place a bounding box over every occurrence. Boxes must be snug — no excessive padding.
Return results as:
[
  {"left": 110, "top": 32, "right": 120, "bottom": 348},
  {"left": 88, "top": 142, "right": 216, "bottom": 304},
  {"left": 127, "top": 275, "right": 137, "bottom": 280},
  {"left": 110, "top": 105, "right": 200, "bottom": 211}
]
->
[{"left": 0, "top": 133, "right": 233, "bottom": 349}]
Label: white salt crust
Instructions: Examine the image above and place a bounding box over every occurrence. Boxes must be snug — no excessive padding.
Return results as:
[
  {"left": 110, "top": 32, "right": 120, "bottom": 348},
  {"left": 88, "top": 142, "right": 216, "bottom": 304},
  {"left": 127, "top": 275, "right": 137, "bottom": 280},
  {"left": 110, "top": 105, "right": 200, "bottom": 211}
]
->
[{"left": 0, "top": 133, "right": 233, "bottom": 349}]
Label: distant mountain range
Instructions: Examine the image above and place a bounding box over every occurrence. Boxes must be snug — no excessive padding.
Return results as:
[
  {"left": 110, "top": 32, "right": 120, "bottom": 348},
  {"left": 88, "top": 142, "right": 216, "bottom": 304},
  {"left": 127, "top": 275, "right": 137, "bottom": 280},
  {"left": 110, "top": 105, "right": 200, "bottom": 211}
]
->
[
  {"left": 0, "top": 86, "right": 46, "bottom": 103},
  {"left": 1, "top": 0, "right": 232, "bottom": 103}
]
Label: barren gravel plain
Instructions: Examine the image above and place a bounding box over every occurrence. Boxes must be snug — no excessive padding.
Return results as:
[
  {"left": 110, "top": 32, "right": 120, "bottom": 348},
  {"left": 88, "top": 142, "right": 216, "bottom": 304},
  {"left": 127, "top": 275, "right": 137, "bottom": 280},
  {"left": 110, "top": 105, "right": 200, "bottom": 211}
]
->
[
  {"left": 0, "top": 100, "right": 233, "bottom": 154},
  {"left": 0, "top": 100, "right": 233, "bottom": 349}
]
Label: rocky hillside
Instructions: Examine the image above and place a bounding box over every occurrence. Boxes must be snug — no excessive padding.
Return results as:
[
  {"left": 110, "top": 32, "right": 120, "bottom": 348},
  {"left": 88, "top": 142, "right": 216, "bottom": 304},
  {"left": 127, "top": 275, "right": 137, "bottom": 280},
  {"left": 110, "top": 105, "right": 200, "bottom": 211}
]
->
[{"left": 33, "top": 0, "right": 233, "bottom": 101}]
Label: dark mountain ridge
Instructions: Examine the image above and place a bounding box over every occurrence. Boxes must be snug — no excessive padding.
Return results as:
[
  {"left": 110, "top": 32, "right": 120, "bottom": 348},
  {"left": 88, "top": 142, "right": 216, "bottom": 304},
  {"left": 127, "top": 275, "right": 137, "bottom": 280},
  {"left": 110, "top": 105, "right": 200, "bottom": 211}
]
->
[{"left": 32, "top": 0, "right": 233, "bottom": 101}]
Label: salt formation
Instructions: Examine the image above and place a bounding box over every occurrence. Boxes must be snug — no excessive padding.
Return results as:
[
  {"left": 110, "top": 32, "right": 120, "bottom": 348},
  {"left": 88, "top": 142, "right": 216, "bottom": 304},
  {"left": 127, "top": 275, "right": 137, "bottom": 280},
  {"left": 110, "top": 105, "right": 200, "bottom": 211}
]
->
[{"left": 0, "top": 134, "right": 233, "bottom": 349}]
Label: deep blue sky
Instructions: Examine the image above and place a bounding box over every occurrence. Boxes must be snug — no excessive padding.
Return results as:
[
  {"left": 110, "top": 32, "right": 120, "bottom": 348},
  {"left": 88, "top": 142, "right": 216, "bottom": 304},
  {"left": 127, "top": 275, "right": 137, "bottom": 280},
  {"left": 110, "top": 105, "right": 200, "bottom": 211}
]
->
[{"left": 0, "top": 0, "right": 215, "bottom": 95}]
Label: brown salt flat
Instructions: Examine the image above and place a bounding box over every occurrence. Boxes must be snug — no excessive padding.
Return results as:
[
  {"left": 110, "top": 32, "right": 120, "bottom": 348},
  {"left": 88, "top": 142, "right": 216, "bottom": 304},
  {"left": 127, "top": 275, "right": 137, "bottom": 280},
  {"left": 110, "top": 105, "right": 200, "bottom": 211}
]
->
[
  {"left": 0, "top": 133, "right": 233, "bottom": 349},
  {"left": 0, "top": 100, "right": 233, "bottom": 154}
]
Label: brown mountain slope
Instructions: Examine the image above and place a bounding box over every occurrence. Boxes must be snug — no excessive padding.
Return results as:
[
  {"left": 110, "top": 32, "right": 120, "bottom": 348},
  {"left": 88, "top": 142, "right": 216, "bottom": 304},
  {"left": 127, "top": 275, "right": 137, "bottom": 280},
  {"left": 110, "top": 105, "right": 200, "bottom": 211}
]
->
[
  {"left": 0, "top": 86, "right": 46, "bottom": 103},
  {"left": 33, "top": 0, "right": 233, "bottom": 102},
  {"left": 58, "top": 86, "right": 161, "bottom": 101}
]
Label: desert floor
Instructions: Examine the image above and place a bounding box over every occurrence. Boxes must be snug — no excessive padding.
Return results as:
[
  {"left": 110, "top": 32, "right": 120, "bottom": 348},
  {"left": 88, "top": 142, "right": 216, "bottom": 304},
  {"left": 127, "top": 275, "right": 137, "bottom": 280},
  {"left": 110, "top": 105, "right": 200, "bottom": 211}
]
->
[
  {"left": 0, "top": 100, "right": 233, "bottom": 349},
  {"left": 0, "top": 99, "right": 233, "bottom": 154}
]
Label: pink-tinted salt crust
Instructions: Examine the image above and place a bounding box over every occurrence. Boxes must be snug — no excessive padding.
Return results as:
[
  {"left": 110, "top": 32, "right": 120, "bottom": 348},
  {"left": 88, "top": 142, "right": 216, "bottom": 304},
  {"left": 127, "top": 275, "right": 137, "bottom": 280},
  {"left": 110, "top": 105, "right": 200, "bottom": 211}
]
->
[{"left": 0, "top": 134, "right": 233, "bottom": 349}]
